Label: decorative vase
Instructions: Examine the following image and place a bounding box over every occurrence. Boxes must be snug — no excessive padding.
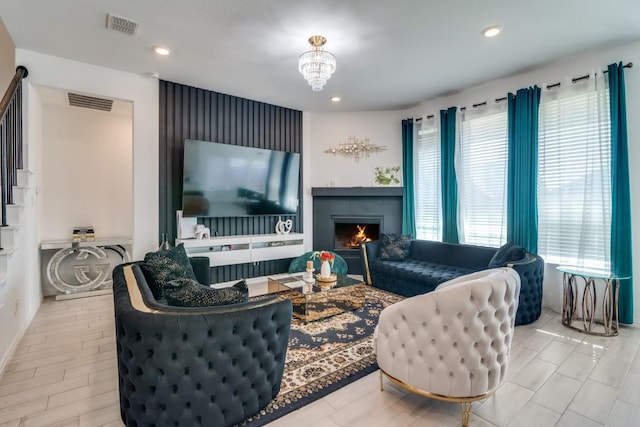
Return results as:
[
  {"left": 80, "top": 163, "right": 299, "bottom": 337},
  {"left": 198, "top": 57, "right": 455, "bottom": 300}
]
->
[
  {"left": 320, "top": 260, "right": 331, "bottom": 279},
  {"left": 159, "top": 233, "right": 171, "bottom": 250}
]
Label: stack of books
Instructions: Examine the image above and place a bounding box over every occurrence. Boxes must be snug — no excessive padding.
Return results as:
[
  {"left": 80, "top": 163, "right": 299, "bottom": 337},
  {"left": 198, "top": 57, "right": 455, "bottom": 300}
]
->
[{"left": 72, "top": 226, "right": 95, "bottom": 242}]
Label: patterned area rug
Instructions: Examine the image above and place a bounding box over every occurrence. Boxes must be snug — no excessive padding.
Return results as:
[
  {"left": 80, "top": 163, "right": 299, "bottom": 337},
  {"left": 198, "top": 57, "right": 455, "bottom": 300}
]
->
[{"left": 239, "top": 286, "right": 403, "bottom": 426}]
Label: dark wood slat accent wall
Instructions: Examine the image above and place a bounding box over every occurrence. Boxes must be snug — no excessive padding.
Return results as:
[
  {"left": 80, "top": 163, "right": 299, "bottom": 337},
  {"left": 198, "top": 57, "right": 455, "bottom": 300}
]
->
[{"left": 159, "top": 80, "right": 303, "bottom": 283}]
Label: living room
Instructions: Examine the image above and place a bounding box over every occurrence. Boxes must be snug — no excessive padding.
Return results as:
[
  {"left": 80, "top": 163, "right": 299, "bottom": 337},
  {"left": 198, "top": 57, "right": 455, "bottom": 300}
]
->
[{"left": 1, "top": 1, "right": 640, "bottom": 426}]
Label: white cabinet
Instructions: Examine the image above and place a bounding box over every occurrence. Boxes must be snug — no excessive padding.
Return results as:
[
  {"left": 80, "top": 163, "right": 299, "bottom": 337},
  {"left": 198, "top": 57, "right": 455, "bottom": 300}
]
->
[
  {"left": 176, "top": 233, "right": 304, "bottom": 267},
  {"left": 179, "top": 235, "right": 251, "bottom": 267}
]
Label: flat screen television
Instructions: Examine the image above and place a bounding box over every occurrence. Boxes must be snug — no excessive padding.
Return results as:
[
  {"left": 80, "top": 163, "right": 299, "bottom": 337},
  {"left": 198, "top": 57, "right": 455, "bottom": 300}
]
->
[{"left": 181, "top": 139, "right": 300, "bottom": 217}]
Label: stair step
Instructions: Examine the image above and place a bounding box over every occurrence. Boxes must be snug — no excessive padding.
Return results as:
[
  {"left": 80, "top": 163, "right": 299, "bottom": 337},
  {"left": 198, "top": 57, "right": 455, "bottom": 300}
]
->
[
  {"left": 6, "top": 204, "right": 24, "bottom": 226},
  {"left": 0, "top": 225, "right": 19, "bottom": 249},
  {"left": 11, "top": 186, "right": 30, "bottom": 206},
  {"left": 16, "top": 169, "right": 34, "bottom": 188}
]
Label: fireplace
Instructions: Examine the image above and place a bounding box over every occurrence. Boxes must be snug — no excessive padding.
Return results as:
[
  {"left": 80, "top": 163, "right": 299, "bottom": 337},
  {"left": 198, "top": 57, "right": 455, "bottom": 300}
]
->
[
  {"left": 334, "top": 221, "right": 381, "bottom": 249},
  {"left": 312, "top": 187, "right": 402, "bottom": 275}
]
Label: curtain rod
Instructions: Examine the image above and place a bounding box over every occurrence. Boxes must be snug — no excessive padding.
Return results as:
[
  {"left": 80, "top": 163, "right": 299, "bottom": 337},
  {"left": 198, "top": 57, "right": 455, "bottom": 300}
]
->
[
  {"left": 545, "top": 61, "right": 632, "bottom": 89},
  {"left": 415, "top": 61, "right": 633, "bottom": 121}
]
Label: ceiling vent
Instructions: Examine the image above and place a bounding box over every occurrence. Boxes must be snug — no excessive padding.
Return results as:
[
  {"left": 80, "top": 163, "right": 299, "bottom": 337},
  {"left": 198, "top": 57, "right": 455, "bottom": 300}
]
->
[
  {"left": 106, "top": 13, "right": 140, "bottom": 36},
  {"left": 67, "top": 93, "right": 114, "bottom": 112}
]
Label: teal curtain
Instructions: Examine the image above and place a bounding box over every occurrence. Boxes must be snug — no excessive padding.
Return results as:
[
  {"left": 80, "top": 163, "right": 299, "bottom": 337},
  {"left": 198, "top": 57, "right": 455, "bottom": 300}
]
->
[
  {"left": 440, "top": 107, "right": 459, "bottom": 243},
  {"left": 401, "top": 119, "right": 416, "bottom": 237},
  {"left": 507, "top": 86, "right": 541, "bottom": 253},
  {"left": 608, "top": 62, "right": 633, "bottom": 324}
]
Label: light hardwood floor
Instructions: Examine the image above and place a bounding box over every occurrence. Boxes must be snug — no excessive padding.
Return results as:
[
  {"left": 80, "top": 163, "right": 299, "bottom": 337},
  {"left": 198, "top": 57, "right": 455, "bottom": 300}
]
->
[{"left": 2, "top": 292, "right": 640, "bottom": 426}]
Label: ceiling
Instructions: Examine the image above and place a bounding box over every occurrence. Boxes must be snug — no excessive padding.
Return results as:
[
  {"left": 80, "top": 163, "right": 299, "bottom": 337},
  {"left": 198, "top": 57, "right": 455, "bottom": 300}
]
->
[{"left": 1, "top": 0, "right": 639, "bottom": 113}]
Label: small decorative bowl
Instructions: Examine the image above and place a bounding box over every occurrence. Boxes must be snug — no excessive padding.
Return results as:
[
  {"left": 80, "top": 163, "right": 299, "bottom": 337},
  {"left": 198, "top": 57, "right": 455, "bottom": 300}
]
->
[{"left": 316, "top": 273, "right": 337, "bottom": 283}]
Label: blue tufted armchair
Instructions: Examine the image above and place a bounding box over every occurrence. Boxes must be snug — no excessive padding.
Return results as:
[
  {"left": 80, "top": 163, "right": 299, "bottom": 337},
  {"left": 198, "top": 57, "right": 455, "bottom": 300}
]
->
[
  {"left": 288, "top": 251, "right": 348, "bottom": 275},
  {"left": 506, "top": 253, "right": 545, "bottom": 325},
  {"left": 112, "top": 262, "right": 292, "bottom": 427}
]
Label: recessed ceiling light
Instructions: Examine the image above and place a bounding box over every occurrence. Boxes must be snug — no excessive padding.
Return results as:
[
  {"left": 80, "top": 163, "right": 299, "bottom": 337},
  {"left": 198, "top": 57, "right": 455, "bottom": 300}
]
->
[
  {"left": 330, "top": 96, "right": 341, "bottom": 102},
  {"left": 483, "top": 26, "right": 502, "bottom": 38},
  {"left": 153, "top": 46, "right": 171, "bottom": 56}
]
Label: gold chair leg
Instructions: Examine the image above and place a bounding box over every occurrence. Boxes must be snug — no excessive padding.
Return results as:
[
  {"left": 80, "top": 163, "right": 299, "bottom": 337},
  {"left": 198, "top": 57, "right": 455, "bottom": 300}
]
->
[
  {"left": 379, "top": 370, "right": 384, "bottom": 391},
  {"left": 460, "top": 402, "right": 472, "bottom": 427}
]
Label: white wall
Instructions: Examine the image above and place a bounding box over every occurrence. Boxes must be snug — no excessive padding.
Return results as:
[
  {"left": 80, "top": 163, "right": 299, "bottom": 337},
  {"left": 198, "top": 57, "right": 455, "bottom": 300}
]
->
[
  {"left": 16, "top": 49, "right": 159, "bottom": 259},
  {"left": 405, "top": 40, "right": 640, "bottom": 323},
  {"left": 304, "top": 110, "right": 406, "bottom": 250},
  {"left": 0, "top": 50, "right": 40, "bottom": 373},
  {"left": 0, "top": 49, "right": 158, "bottom": 373},
  {"left": 24, "top": 81, "right": 44, "bottom": 319},
  {"left": 307, "top": 110, "right": 406, "bottom": 188},
  {"left": 0, "top": 18, "right": 15, "bottom": 91},
  {"left": 0, "top": 18, "right": 17, "bottom": 372},
  {"left": 40, "top": 103, "right": 133, "bottom": 241}
]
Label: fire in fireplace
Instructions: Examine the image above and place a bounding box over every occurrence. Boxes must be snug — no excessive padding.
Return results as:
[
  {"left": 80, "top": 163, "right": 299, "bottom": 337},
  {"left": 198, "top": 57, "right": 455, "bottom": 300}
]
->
[{"left": 334, "top": 223, "right": 380, "bottom": 249}]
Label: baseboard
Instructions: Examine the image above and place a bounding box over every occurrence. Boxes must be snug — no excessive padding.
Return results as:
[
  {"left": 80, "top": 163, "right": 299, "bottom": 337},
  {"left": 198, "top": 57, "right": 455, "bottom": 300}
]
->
[
  {"left": 55, "top": 289, "right": 112, "bottom": 301},
  {"left": 0, "top": 301, "right": 41, "bottom": 377}
]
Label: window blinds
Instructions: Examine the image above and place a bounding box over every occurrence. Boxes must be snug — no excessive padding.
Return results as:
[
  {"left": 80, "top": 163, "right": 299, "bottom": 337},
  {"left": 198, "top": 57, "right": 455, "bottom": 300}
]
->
[
  {"left": 457, "top": 107, "right": 508, "bottom": 247},
  {"left": 415, "top": 121, "right": 441, "bottom": 241},
  {"left": 537, "top": 77, "right": 611, "bottom": 268}
]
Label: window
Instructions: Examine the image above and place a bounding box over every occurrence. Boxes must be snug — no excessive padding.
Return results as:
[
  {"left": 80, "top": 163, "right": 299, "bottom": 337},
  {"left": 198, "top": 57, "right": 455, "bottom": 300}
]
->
[
  {"left": 537, "top": 75, "right": 611, "bottom": 268},
  {"left": 457, "top": 106, "right": 508, "bottom": 247},
  {"left": 415, "top": 120, "right": 441, "bottom": 240}
]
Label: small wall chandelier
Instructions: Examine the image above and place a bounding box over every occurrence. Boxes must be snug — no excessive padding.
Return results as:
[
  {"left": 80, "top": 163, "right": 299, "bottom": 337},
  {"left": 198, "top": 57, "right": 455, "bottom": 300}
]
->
[
  {"left": 324, "top": 136, "right": 387, "bottom": 162},
  {"left": 298, "top": 35, "right": 336, "bottom": 91}
]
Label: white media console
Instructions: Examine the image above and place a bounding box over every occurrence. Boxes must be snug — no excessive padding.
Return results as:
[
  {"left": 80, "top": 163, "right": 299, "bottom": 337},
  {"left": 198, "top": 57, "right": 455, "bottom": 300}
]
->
[{"left": 176, "top": 233, "right": 305, "bottom": 267}]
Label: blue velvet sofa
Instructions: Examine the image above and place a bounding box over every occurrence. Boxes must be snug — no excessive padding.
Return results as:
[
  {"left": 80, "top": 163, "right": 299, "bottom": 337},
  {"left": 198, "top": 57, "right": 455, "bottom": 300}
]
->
[
  {"left": 360, "top": 239, "right": 544, "bottom": 325},
  {"left": 112, "top": 257, "right": 292, "bottom": 427}
]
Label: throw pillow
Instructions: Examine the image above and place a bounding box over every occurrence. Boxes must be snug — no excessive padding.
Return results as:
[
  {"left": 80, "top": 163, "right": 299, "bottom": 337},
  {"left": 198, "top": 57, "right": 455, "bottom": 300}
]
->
[
  {"left": 488, "top": 242, "right": 526, "bottom": 268},
  {"left": 379, "top": 233, "right": 412, "bottom": 261},
  {"left": 164, "top": 278, "right": 249, "bottom": 307},
  {"left": 141, "top": 244, "right": 197, "bottom": 299}
]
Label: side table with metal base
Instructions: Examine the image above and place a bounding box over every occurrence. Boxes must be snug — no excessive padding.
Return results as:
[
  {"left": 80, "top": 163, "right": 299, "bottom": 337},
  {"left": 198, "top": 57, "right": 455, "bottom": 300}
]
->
[{"left": 557, "top": 266, "right": 629, "bottom": 337}]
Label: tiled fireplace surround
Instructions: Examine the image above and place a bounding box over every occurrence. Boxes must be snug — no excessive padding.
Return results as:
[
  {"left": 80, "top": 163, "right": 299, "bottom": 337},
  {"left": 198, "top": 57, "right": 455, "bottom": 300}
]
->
[{"left": 311, "top": 187, "right": 403, "bottom": 275}]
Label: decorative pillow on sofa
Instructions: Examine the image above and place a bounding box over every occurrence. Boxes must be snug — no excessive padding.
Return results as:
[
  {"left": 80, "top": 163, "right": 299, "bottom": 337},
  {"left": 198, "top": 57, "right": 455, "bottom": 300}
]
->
[
  {"left": 141, "top": 244, "right": 197, "bottom": 299},
  {"left": 164, "top": 278, "right": 249, "bottom": 307},
  {"left": 488, "top": 242, "right": 526, "bottom": 268},
  {"left": 379, "top": 233, "right": 412, "bottom": 261}
]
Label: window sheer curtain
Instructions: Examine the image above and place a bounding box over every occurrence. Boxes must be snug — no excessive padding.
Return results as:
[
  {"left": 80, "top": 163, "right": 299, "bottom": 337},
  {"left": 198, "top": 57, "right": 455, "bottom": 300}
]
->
[
  {"left": 537, "top": 71, "right": 611, "bottom": 268},
  {"left": 457, "top": 104, "right": 508, "bottom": 247},
  {"left": 415, "top": 117, "right": 441, "bottom": 241}
]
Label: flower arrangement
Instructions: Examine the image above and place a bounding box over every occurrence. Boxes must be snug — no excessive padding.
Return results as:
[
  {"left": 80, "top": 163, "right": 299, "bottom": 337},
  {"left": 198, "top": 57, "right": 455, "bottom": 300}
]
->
[{"left": 310, "top": 250, "right": 335, "bottom": 266}]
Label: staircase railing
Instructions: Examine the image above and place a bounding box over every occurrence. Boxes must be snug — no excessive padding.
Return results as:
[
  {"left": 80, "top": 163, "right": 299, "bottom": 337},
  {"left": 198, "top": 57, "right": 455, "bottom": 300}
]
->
[{"left": 0, "top": 65, "right": 28, "bottom": 248}]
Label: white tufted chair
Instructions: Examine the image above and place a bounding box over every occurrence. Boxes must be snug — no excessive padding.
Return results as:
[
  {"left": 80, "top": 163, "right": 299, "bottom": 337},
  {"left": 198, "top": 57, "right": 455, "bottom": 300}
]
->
[{"left": 374, "top": 268, "right": 520, "bottom": 426}]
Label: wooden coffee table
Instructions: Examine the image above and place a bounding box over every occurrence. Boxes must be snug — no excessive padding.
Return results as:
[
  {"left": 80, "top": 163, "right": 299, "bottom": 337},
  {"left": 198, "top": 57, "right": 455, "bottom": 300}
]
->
[{"left": 267, "top": 273, "right": 366, "bottom": 322}]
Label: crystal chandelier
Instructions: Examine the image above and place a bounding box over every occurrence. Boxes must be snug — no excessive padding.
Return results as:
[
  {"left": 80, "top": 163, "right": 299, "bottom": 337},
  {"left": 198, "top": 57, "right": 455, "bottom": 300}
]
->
[{"left": 298, "top": 35, "right": 336, "bottom": 91}]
